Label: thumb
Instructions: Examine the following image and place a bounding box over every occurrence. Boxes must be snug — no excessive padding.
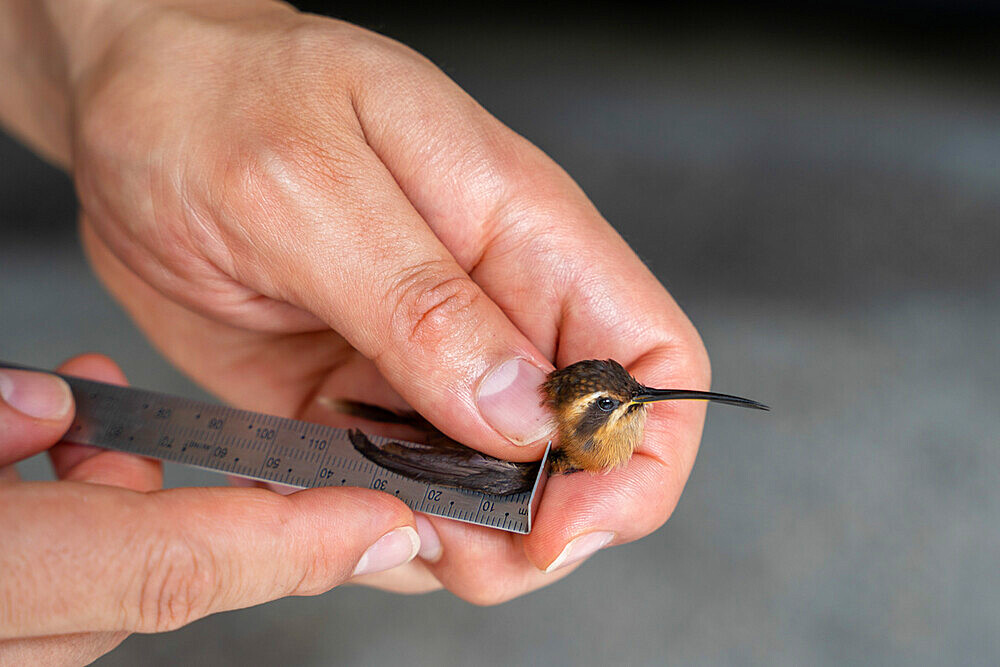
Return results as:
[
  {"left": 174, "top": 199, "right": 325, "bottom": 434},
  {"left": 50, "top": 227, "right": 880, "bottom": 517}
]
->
[
  {"left": 214, "top": 139, "right": 555, "bottom": 460},
  {"left": 0, "top": 483, "right": 417, "bottom": 637},
  {"left": 0, "top": 368, "right": 75, "bottom": 467}
]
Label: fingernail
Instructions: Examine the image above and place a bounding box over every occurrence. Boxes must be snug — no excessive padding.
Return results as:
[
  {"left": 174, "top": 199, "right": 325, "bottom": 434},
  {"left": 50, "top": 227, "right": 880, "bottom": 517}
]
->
[
  {"left": 352, "top": 526, "right": 420, "bottom": 576},
  {"left": 477, "top": 359, "right": 553, "bottom": 446},
  {"left": 0, "top": 369, "right": 73, "bottom": 420},
  {"left": 414, "top": 514, "right": 443, "bottom": 563},
  {"left": 544, "top": 531, "right": 615, "bottom": 573}
]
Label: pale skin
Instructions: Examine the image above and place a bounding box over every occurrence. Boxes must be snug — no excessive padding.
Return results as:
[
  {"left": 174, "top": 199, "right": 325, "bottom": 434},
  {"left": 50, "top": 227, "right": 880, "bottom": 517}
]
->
[{"left": 0, "top": 0, "right": 711, "bottom": 662}]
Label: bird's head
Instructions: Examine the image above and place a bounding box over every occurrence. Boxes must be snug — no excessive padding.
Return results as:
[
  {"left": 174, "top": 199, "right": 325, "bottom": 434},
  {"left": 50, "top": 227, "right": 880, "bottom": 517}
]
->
[
  {"left": 542, "top": 359, "right": 768, "bottom": 471},
  {"left": 541, "top": 359, "right": 652, "bottom": 469}
]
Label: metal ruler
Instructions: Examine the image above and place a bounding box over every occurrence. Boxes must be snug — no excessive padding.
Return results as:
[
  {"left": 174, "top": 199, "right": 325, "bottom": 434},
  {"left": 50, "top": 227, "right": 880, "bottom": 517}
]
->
[{"left": 3, "top": 362, "right": 548, "bottom": 534}]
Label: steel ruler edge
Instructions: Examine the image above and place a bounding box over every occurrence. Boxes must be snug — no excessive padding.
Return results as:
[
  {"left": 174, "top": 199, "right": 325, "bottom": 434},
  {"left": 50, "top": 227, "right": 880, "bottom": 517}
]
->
[{"left": 1, "top": 362, "right": 549, "bottom": 534}]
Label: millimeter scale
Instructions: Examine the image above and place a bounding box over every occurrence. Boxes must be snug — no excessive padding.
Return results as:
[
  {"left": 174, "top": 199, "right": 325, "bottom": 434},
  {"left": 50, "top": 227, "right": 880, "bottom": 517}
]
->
[{"left": 2, "top": 362, "right": 548, "bottom": 534}]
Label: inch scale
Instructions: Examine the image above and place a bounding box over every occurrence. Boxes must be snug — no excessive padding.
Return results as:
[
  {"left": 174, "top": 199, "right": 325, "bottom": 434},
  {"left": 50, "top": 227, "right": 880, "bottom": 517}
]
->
[{"left": 3, "top": 362, "right": 548, "bottom": 534}]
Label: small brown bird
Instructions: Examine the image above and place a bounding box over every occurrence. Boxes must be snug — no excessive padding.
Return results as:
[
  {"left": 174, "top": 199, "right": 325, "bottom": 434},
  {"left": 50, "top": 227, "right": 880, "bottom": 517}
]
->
[
  {"left": 542, "top": 359, "right": 768, "bottom": 474},
  {"left": 346, "top": 359, "right": 768, "bottom": 495}
]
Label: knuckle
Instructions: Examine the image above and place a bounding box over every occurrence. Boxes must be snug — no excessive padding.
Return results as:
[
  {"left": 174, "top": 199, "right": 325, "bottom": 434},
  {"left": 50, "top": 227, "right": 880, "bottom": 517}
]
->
[
  {"left": 342, "top": 30, "right": 434, "bottom": 87},
  {"left": 284, "top": 19, "right": 379, "bottom": 62},
  {"left": 218, "top": 129, "right": 360, "bottom": 218},
  {"left": 209, "top": 131, "right": 365, "bottom": 286},
  {"left": 131, "top": 534, "right": 217, "bottom": 633},
  {"left": 282, "top": 19, "right": 435, "bottom": 100},
  {"left": 387, "top": 262, "right": 483, "bottom": 349},
  {"left": 434, "top": 125, "right": 528, "bottom": 219}
]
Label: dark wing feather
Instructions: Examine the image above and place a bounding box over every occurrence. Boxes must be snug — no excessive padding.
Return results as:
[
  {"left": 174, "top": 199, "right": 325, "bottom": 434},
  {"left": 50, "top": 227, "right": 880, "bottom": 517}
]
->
[
  {"left": 348, "top": 429, "right": 537, "bottom": 496},
  {"left": 335, "top": 401, "right": 538, "bottom": 495}
]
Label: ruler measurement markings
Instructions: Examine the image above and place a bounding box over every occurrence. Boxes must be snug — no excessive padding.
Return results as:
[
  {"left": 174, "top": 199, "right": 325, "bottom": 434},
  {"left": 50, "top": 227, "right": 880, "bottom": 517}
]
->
[
  {"left": 1, "top": 363, "right": 546, "bottom": 534},
  {"left": 309, "top": 449, "right": 331, "bottom": 488}
]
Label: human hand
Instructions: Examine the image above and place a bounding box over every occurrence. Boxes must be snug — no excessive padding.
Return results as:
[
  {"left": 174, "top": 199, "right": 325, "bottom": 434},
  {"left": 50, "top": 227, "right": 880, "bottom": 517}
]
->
[
  {"left": 0, "top": 355, "right": 419, "bottom": 664},
  {"left": 23, "top": 1, "right": 709, "bottom": 604}
]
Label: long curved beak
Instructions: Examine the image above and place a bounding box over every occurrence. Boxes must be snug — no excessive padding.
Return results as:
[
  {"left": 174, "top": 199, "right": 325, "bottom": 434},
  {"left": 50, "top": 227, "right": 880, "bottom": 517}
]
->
[{"left": 632, "top": 388, "right": 770, "bottom": 411}]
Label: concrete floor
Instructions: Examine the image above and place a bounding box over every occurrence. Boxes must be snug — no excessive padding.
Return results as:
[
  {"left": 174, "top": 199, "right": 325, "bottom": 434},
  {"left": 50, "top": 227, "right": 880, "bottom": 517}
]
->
[{"left": 1, "top": 17, "right": 998, "bottom": 667}]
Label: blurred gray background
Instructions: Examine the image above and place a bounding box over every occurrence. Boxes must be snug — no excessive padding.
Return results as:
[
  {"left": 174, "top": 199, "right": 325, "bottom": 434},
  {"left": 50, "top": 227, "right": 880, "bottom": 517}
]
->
[{"left": 2, "top": 2, "right": 998, "bottom": 665}]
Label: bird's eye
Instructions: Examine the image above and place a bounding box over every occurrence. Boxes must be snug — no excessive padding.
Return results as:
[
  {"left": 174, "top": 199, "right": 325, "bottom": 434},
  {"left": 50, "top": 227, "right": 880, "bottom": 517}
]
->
[{"left": 597, "top": 397, "right": 617, "bottom": 411}]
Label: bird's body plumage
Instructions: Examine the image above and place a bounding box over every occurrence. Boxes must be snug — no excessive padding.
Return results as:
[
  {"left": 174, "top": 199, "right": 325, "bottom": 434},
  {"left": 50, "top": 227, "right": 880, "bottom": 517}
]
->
[{"left": 542, "top": 360, "right": 650, "bottom": 472}]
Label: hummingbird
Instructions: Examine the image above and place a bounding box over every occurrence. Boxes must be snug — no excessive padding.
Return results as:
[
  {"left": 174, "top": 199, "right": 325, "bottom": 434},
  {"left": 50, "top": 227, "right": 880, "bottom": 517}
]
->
[{"left": 346, "top": 359, "right": 768, "bottom": 496}]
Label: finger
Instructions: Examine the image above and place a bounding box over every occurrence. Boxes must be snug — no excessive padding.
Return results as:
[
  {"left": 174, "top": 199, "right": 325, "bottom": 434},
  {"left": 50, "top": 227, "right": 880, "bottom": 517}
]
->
[
  {"left": 47, "top": 354, "right": 163, "bottom": 492},
  {"left": 0, "top": 368, "right": 74, "bottom": 467},
  {"left": 194, "top": 115, "right": 555, "bottom": 461},
  {"left": 351, "top": 37, "right": 703, "bottom": 361},
  {"left": 0, "top": 483, "right": 417, "bottom": 637}
]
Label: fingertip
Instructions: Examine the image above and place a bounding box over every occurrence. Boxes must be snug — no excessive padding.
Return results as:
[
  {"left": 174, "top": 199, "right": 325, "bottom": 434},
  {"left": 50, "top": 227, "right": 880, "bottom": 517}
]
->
[
  {"left": 154, "top": 485, "right": 421, "bottom": 606},
  {"left": 0, "top": 370, "right": 75, "bottom": 466},
  {"left": 0, "top": 369, "right": 73, "bottom": 422},
  {"left": 351, "top": 525, "right": 420, "bottom": 576},
  {"left": 476, "top": 358, "right": 556, "bottom": 448},
  {"left": 49, "top": 355, "right": 163, "bottom": 490},
  {"left": 55, "top": 354, "right": 128, "bottom": 386},
  {"left": 287, "top": 485, "right": 418, "bottom": 545},
  {"left": 414, "top": 514, "right": 443, "bottom": 563},
  {"left": 523, "top": 456, "right": 680, "bottom": 570},
  {"left": 542, "top": 530, "right": 615, "bottom": 573}
]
